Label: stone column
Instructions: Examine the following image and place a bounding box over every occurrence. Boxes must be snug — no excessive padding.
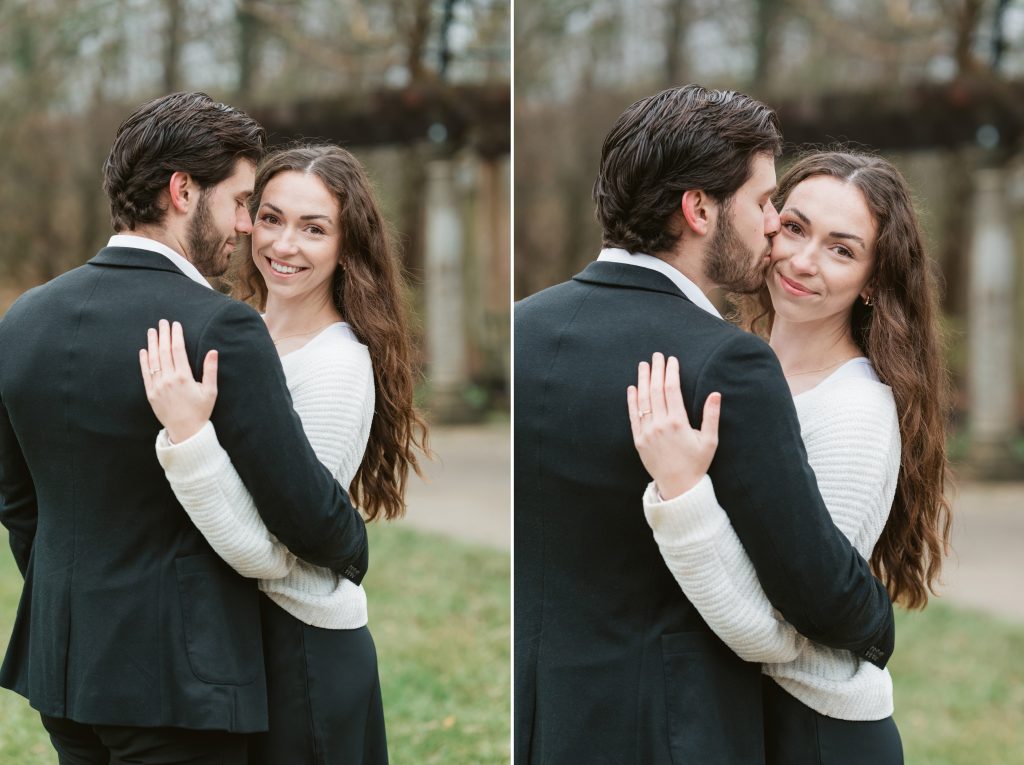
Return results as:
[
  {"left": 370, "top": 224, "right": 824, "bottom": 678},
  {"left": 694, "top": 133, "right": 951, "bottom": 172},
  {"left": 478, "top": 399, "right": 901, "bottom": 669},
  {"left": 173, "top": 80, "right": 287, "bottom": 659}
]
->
[
  {"left": 424, "top": 158, "right": 469, "bottom": 422},
  {"left": 967, "top": 166, "right": 1021, "bottom": 478},
  {"left": 472, "top": 155, "right": 511, "bottom": 407}
]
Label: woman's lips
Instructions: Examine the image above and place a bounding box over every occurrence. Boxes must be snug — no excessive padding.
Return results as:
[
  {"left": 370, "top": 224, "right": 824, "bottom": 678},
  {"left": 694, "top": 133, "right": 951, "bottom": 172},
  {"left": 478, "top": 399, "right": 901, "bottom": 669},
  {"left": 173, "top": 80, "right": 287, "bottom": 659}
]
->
[{"left": 777, "top": 272, "right": 815, "bottom": 296}]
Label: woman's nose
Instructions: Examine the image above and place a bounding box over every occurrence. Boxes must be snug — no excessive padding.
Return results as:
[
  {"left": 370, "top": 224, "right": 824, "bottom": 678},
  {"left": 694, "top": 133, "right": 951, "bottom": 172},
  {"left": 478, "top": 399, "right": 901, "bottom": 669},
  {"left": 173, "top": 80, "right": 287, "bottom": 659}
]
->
[
  {"left": 272, "top": 230, "right": 298, "bottom": 254},
  {"left": 789, "top": 244, "right": 818, "bottom": 273}
]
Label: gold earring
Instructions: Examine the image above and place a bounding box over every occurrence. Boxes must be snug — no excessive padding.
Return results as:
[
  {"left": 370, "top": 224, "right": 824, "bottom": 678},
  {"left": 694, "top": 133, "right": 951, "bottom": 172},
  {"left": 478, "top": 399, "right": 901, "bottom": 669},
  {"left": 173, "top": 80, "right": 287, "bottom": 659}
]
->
[{"left": 863, "top": 295, "right": 874, "bottom": 307}]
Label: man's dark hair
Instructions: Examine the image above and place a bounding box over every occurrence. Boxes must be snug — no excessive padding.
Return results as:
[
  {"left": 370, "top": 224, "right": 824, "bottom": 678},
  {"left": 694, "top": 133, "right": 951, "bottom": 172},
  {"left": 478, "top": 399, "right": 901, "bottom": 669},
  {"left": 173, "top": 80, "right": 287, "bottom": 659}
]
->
[
  {"left": 102, "top": 92, "right": 267, "bottom": 231},
  {"left": 593, "top": 84, "right": 782, "bottom": 255}
]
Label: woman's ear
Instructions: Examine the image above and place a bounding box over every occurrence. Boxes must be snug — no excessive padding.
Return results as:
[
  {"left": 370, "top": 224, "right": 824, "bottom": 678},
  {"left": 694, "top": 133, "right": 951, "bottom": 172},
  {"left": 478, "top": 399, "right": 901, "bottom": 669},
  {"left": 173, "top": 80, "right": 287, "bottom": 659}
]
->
[{"left": 860, "top": 279, "right": 877, "bottom": 304}]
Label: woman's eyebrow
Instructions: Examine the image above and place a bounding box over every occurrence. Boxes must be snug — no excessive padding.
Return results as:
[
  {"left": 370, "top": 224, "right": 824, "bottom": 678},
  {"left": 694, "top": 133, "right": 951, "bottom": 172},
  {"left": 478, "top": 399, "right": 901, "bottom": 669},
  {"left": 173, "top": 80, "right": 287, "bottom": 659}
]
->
[{"left": 786, "top": 207, "right": 865, "bottom": 246}]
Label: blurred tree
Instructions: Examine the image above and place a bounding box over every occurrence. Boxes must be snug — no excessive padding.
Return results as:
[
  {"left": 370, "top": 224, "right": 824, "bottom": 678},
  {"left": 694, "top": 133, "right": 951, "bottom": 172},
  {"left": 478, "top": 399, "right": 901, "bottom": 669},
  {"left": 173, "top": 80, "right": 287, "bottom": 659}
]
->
[
  {"left": 235, "top": 0, "right": 262, "bottom": 101},
  {"left": 663, "top": 0, "right": 690, "bottom": 86},
  {"left": 163, "top": 0, "right": 183, "bottom": 92},
  {"left": 393, "top": 0, "right": 435, "bottom": 83},
  {"left": 751, "top": 0, "right": 782, "bottom": 92}
]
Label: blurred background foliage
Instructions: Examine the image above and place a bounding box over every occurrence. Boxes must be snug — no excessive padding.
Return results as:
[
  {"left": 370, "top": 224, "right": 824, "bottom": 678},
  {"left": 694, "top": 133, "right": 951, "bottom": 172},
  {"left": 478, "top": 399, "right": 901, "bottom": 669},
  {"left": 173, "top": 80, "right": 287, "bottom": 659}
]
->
[
  {"left": 0, "top": 0, "right": 510, "bottom": 420},
  {"left": 514, "top": 0, "right": 1024, "bottom": 477}
]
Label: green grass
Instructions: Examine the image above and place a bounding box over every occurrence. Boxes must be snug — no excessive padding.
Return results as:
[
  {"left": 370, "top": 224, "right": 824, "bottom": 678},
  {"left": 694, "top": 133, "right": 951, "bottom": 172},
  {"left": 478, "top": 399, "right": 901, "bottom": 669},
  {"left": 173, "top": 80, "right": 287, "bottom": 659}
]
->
[
  {"left": 0, "top": 525, "right": 511, "bottom": 764},
  {"left": 891, "top": 602, "right": 1024, "bottom": 765}
]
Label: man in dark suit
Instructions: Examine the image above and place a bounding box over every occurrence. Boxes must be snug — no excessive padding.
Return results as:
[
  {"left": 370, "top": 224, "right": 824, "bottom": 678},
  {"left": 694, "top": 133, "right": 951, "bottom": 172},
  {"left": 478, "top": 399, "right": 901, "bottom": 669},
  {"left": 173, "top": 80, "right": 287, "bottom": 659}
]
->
[
  {"left": 0, "top": 92, "right": 368, "bottom": 763},
  {"left": 515, "top": 85, "right": 896, "bottom": 764}
]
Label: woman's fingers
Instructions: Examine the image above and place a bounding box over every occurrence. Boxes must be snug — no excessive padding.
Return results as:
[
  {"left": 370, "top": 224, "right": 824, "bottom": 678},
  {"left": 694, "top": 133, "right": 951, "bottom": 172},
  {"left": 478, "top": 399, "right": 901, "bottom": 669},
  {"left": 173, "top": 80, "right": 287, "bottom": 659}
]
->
[
  {"left": 649, "top": 352, "right": 666, "bottom": 419},
  {"left": 157, "top": 319, "right": 174, "bottom": 375},
  {"left": 139, "top": 349, "right": 154, "bottom": 396},
  {"left": 170, "top": 321, "right": 192, "bottom": 378},
  {"left": 636, "top": 360, "right": 651, "bottom": 421},
  {"left": 626, "top": 385, "right": 640, "bottom": 441},
  {"left": 664, "top": 356, "right": 687, "bottom": 423},
  {"left": 701, "top": 392, "right": 722, "bottom": 447},
  {"left": 146, "top": 327, "right": 159, "bottom": 374},
  {"left": 201, "top": 350, "right": 218, "bottom": 399}
]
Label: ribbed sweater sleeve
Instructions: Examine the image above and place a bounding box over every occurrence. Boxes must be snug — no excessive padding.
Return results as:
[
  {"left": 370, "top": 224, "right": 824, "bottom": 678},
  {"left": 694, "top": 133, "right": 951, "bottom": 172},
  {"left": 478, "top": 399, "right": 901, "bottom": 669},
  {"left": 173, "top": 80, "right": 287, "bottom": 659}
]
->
[
  {"left": 644, "top": 376, "right": 901, "bottom": 720},
  {"left": 155, "top": 327, "right": 375, "bottom": 628},
  {"left": 644, "top": 476, "right": 808, "bottom": 663},
  {"left": 156, "top": 420, "right": 296, "bottom": 578}
]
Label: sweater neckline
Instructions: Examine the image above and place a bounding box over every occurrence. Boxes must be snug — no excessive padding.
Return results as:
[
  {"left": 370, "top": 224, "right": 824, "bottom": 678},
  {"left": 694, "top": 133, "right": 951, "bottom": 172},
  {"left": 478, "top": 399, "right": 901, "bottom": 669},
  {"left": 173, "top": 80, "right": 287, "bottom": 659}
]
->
[
  {"left": 277, "top": 321, "right": 348, "bottom": 360},
  {"left": 792, "top": 357, "right": 876, "bottom": 400}
]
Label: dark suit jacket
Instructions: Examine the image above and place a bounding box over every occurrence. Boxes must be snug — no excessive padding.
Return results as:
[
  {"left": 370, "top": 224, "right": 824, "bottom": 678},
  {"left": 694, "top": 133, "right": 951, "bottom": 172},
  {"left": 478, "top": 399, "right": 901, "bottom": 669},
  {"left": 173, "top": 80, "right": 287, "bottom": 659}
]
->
[
  {"left": 0, "top": 246, "right": 368, "bottom": 732},
  {"left": 514, "top": 261, "right": 895, "bottom": 764}
]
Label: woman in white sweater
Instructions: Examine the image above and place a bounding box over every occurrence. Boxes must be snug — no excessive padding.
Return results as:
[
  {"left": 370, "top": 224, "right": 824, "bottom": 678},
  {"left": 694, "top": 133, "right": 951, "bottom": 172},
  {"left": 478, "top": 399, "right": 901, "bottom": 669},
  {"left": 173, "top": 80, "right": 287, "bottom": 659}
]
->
[
  {"left": 628, "top": 152, "right": 951, "bottom": 764},
  {"left": 140, "top": 145, "right": 428, "bottom": 764}
]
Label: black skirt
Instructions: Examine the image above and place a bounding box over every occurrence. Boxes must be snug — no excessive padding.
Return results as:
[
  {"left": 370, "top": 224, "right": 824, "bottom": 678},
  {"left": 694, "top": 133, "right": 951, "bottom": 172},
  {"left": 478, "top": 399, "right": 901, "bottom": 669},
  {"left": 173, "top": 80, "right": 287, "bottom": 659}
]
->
[
  {"left": 763, "top": 676, "right": 903, "bottom": 765},
  {"left": 249, "top": 593, "right": 389, "bottom": 765}
]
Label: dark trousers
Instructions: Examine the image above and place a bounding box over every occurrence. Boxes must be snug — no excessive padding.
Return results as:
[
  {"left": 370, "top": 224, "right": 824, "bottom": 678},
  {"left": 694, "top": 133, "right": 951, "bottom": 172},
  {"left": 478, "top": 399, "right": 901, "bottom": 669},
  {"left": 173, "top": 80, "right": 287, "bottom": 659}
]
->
[
  {"left": 248, "top": 594, "right": 388, "bottom": 765},
  {"left": 40, "top": 714, "right": 248, "bottom": 765},
  {"left": 763, "top": 676, "right": 904, "bottom": 765}
]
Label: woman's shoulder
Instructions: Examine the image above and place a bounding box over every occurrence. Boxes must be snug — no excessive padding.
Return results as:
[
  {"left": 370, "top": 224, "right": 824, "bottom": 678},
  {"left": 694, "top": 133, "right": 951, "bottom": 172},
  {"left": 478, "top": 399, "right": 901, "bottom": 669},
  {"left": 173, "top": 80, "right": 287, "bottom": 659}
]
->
[
  {"left": 795, "top": 370, "right": 902, "bottom": 492},
  {"left": 316, "top": 323, "right": 371, "bottom": 359},
  {"left": 794, "top": 370, "right": 898, "bottom": 437},
  {"left": 283, "top": 324, "right": 372, "bottom": 395}
]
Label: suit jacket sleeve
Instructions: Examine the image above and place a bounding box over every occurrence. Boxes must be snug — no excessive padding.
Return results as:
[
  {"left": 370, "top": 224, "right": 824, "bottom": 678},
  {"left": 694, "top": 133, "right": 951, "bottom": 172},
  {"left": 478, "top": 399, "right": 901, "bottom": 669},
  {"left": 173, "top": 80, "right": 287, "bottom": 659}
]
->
[
  {"left": 0, "top": 393, "right": 37, "bottom": 577},
  {"left": 193, "top": 300, "right": 368, "bottom": 582},
  {"left": 693, "top": 332, "right": 894, "bottom": 667}
]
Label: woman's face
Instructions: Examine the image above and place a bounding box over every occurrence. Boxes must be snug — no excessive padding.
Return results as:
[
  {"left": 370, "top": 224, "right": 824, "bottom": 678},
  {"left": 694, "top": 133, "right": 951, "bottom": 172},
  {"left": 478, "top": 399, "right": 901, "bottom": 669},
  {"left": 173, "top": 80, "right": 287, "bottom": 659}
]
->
[
  {"left": 766, "top": 175, "right": 877, "bottom": 327},
  {"left": 251, "top": 171, "right": 342, "bottom": 304}
]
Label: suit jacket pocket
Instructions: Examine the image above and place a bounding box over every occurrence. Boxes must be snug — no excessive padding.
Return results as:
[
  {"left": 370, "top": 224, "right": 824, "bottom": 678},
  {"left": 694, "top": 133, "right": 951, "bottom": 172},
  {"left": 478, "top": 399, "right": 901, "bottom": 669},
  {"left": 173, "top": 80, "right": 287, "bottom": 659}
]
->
[
  {"left": 661, "top": 631, "right": 765, "bottom": 765},
  {"left": 175, "top": 554, "right": 261, "bottom": 685}
]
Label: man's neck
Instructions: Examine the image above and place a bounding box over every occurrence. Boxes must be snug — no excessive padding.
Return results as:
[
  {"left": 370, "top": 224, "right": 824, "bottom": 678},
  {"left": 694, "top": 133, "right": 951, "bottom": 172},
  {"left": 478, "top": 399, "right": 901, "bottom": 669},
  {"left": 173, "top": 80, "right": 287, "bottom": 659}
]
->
[
  {"left": 126, "top": 225, "right": 189, "bottom": 262},
  {"left": 652, "top": 247, "right": 717, "bottom": 296}
]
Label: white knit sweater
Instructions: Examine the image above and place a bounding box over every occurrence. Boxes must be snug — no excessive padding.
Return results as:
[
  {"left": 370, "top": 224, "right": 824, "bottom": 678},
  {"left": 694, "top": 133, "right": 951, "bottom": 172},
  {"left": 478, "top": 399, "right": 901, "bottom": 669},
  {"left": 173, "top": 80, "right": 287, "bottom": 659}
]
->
[
  {"left": 155, "top": 322, "right": 375, "bottom": 629},
  {"left": 643, "top": 359, "right": 901, "bottom": 720}
]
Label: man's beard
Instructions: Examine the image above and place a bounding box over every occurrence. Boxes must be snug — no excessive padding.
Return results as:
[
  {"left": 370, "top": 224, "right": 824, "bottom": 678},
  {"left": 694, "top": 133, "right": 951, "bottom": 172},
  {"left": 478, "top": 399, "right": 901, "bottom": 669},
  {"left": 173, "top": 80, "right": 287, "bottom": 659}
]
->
[
  {"left": 186, "top": 190, "right": 232, "bottom": 277},
  {"left": 704, "top": 205, "right": 770, "bottom": 294}
]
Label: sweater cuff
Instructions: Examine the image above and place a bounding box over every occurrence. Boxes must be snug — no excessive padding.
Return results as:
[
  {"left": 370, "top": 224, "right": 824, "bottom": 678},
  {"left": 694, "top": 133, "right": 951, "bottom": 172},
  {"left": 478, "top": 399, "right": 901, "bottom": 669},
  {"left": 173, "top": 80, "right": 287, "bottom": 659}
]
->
[
  {"left": 643, "top": 475, "right": 729, "bottom": 546},
  {"left": 155, "top": 421, "right": 228, "bottom": 480}
]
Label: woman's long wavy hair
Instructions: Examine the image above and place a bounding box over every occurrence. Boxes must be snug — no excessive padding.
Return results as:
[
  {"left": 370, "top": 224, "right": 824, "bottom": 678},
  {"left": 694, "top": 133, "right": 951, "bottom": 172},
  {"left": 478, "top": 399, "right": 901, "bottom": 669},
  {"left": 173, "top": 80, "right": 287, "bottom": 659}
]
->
[
  {"left": 233, "top": 144, "right": 429, "bottom": 521},
  {"left": 736, "top": 150, "right": 952, "bottom": 609}
]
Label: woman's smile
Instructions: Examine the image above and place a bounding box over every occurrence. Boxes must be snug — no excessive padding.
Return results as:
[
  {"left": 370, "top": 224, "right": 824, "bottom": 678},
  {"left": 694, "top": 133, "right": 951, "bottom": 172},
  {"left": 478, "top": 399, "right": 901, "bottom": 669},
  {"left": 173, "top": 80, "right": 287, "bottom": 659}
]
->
[{"left": 264, "top": 254, "right": 309, "bottom": 277}]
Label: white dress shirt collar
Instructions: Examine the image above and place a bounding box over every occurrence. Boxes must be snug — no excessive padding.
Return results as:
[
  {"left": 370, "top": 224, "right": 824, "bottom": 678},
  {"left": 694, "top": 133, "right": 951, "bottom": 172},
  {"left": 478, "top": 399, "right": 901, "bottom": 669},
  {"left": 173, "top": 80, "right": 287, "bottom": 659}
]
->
[
  {"left": 596, "top": 248, "right": 722, "bottom": 318},
  {"left": 107, "top": 234, "right": 212, "bottom": 290}
]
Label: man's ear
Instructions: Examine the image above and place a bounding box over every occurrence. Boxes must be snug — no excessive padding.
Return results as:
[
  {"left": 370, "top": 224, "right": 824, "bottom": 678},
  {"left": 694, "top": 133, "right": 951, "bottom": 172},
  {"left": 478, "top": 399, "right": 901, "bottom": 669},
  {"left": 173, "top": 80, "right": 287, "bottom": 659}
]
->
[
  {"left": 167, "top": 171, "right": 193, "bottom": 214},
  {"left": 681, "top": 189, "right": 712, "bottom": 236}
]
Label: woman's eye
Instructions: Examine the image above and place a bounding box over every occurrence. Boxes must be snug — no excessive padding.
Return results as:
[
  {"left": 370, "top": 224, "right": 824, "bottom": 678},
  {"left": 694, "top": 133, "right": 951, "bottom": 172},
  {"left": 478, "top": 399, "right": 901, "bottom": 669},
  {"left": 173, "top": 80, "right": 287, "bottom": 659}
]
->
[
  {"left": 836, "top": 246, "right": 854, "bottom": 259},
  {"left": 783, "top": 222, "right": 801, "bottom": 235},
  {"left": 261, "top": 214, "right": 279, "bottom": 225}
]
